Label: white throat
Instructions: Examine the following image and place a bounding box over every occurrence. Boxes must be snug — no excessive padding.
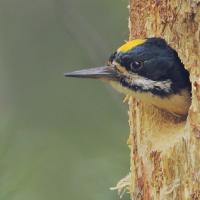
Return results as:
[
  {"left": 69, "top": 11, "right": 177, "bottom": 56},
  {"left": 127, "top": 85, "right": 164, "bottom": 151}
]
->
[{"left": 110, "top": 81, "right": 191, "bottom": 116}]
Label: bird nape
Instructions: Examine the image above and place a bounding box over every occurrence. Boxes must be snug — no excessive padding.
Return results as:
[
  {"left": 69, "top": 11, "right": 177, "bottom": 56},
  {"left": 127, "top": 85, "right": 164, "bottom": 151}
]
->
[{"left": 64, "top": 37, "right": 191, "bottom": 117}]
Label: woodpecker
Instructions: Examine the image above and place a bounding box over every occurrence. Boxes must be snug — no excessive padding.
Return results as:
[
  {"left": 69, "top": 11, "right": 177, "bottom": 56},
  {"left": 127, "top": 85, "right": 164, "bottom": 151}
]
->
[{"left": 64, "top": 38, "right": 191, "bottom": 117}]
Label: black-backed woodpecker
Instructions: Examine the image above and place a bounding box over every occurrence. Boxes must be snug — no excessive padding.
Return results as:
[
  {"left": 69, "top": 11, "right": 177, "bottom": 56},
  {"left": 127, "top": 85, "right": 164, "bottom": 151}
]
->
[{"left": 64, "top": 38, "right": 191, "bottom": 117}]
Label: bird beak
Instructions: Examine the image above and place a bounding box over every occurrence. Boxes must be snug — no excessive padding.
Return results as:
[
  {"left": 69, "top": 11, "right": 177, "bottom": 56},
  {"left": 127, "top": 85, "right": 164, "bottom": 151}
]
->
[{"left": 64, "top": 65, "right": 118, "bottom": 81}]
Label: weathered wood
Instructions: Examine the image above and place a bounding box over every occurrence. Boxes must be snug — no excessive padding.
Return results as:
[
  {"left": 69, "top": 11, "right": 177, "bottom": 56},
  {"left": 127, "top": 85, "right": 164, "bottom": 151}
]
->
[{"left": 128, "top": 1, "right": 200, "bottom": 199}]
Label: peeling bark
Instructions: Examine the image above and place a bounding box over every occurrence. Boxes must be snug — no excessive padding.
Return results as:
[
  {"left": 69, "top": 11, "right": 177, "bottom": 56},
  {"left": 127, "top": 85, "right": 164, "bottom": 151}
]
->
[{"left": 128, "top": 0, "right": 200, "bottom": 199}]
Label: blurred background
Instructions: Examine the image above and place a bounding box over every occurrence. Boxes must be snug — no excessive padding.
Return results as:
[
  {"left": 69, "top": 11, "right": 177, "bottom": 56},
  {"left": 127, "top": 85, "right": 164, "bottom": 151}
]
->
[{"left": 0, "top": 0, "right": 129, "bottom": 199}]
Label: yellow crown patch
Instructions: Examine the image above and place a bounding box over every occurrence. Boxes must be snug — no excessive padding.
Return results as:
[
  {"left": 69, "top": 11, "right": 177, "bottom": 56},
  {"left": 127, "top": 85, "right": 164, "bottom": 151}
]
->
[{"left": 117, "top": 39, "right": 146, "bottom": 53}]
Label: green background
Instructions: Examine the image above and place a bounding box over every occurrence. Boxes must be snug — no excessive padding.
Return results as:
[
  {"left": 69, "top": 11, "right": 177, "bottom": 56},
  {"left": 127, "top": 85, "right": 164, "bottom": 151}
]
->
[{"left": 0, "top": 0, "right": 129, "bottom": 199}]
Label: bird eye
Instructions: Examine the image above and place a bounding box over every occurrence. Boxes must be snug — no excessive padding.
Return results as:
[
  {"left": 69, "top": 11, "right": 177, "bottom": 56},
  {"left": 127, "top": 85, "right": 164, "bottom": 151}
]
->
[{"left": 130, "top": 61, "right": 143, "bottom": 71}]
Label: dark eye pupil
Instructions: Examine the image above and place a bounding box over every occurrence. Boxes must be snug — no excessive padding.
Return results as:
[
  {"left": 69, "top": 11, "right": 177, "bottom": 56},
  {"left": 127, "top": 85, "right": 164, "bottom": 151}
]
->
[{"left": 130, "top": 61, "right": 142, "bottom": 71}]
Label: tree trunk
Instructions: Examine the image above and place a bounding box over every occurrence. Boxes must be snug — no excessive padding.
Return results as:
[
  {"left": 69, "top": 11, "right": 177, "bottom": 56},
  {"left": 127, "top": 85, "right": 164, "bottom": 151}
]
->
[{"left": 128, "top": 1, "right": 200, "bottom": 199}]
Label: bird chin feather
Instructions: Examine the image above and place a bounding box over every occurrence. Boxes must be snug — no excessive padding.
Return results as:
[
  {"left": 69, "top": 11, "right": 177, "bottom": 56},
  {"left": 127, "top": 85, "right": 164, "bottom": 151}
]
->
[{"left": 109, "top": 81, "right": 191, "bottom": 117}]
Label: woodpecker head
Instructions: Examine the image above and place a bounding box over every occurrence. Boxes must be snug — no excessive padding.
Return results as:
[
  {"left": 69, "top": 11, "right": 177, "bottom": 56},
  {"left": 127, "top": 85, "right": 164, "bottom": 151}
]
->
[{"left": 65, "top": 38, "right": 191, "bottom": 116}]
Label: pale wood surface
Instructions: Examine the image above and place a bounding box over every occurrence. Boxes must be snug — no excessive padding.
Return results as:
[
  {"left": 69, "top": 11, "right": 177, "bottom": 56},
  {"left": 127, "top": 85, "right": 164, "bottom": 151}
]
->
[{"left": 128, "top": 1, "right": 200, "bottom": 199}]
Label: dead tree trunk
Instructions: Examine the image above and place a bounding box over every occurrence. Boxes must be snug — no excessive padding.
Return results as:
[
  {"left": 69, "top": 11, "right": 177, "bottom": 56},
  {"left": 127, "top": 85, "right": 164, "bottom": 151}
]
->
[{"left": 128, "top": 1, "right": 200, "bottom": 199}]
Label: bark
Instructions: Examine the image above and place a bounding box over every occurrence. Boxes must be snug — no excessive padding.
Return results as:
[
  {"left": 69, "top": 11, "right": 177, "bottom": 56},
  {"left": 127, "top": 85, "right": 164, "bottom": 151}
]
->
[{"left": 128, "top": 1, "right": 200, "bottom": 199}]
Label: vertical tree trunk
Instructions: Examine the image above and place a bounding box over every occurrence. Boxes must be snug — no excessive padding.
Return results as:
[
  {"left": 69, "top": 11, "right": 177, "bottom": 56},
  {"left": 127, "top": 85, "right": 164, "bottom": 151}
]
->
[{"left": 128, "top": 1, "right": 200, "bottom": 199}]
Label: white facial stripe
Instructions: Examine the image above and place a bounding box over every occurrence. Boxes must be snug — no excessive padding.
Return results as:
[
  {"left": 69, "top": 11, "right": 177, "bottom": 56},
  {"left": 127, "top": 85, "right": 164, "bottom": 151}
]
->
[{"left": 128, "top": 73, "right": 172, "bottom": 93}]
